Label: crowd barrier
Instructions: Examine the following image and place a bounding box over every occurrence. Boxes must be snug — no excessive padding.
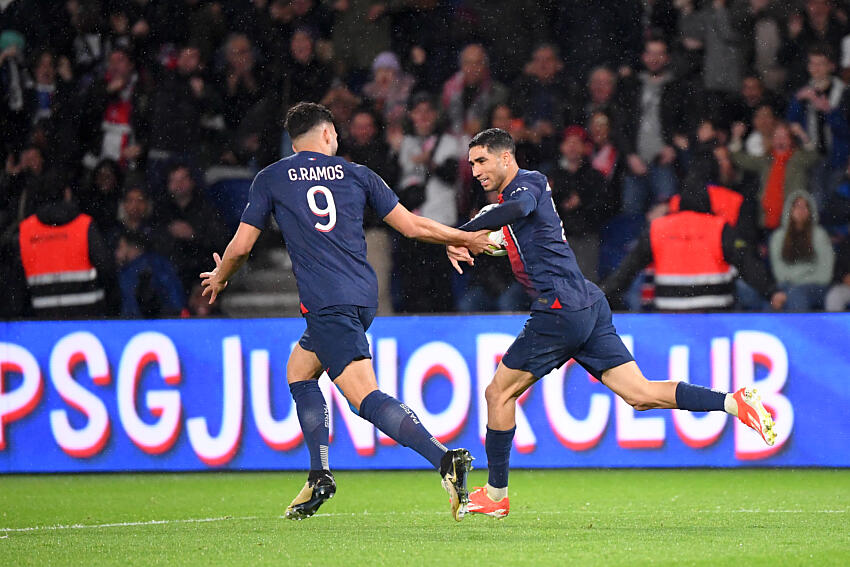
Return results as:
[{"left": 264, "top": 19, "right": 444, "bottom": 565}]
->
[{"left": 1, "top": 313, "right": 847, "bottom": 473}]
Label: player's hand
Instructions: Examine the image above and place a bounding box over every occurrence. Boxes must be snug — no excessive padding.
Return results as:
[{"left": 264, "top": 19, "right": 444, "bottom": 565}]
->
[
  {"left": 447, "top": 245, "right": 473, "bottom": 274},
  {"left": 465, "top": 229, "right": 495, "bottom": 256},
  {"left": 200, "top": 252, "right": 228, "bottom": 304}
]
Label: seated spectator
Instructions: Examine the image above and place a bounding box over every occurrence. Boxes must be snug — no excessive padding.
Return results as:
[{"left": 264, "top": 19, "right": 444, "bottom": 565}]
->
[
  {"left": 550, "top": 126, "right": 615, "bottom": 281},
  {"left": 2, "top": 173, "right": 118, "bottom": 319},
  {"left": 361, "top": 51, "right": 415, "bottom": 133},
  {"left": 115, "top": 229, "right": 185, "bottom": 318},
  {"left": 735, "top": 105, "right": 778, "bottom": 157},
  {"left": 570, "top": 66, "right": 621, "bottom": 131},
  {"left": 825, "top": 239, "right": 850, "bottom": 311},
  {"left": 441, "top": 44, "right": 508, "bottom": 136},
  {"left": 730, "top": 121, "right": 820, "bottom": 231},
  {"left": 769, "top": 191, "right": 835, "bottom": 311},
  {"left": 109, "top": 182, "right": 157, "bottom": 247},
  {"left": 154, "top": 164, "right": 227, "bottom": 297}
]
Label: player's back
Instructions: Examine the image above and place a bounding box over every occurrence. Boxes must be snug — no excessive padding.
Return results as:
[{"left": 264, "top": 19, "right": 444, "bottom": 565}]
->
[
  {"left": 240, "top": 151, "right": 399, "bottom": 312},
  {"left": 500, "top": 169, "right": 604, "bottom": 311}
]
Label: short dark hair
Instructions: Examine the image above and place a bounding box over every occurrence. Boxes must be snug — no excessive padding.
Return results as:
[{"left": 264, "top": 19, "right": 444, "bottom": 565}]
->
[
  {"left": 285, "top": 102, "right": 335, "bottom": 140},
  {"left": 468, "top": 128, "right": 515, "bottom": 155},
  {"left": 808, "top": 42, "right": 836, "bottom": 62}
]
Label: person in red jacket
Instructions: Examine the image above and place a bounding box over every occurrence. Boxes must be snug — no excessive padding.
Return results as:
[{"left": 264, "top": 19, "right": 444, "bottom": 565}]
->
[
  {"left": 603, "top": 176, "right": 786, "bottom": 312},
  {"left": 1, "top": 174, "right": 117, "bottom": 319}
]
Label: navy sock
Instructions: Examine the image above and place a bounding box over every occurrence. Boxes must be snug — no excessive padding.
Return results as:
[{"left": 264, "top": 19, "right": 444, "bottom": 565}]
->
[
  {"left": 485, "top": 427, "right": 515, "bottom": 489},
  {"left": 674, "top": 382, "right": 727, "bottom": 412},
  {"left": 359, "top": 390, "right": 447, "bottom": 468},
  {"left": 289, "top": 380, "right": 329, "bottom": 471}
]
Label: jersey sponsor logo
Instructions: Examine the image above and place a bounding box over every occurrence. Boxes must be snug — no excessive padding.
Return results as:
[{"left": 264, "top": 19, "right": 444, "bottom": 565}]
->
[{"left": 287, "top": 164, "right": 345, "bottom": 182}]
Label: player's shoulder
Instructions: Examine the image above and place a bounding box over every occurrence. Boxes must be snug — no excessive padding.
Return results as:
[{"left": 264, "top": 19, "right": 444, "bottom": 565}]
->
[{"left": 517, "top": 168, "right": 549, "bottom": 189}]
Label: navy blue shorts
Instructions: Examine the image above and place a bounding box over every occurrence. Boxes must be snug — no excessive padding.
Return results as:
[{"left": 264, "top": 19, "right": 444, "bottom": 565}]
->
[
  {"left": 299, "top": 305, "right": 376, "bottom": 380},
  {"left": 501, "top": 297, "right": 633, "bottom": 380}
]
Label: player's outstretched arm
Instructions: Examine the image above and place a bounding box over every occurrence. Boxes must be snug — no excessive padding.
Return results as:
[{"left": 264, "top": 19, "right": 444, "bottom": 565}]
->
[
  {"left": 200, "top": 222, "right": 262, "bottom": 304},
  {"left": 382, "top": 203, "right": 492, "bottom": 255}
]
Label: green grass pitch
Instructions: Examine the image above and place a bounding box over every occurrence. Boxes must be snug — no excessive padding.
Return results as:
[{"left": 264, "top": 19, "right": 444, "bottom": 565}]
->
[{"left": 2, "top": 469, "right": 848, "bottom": 566}]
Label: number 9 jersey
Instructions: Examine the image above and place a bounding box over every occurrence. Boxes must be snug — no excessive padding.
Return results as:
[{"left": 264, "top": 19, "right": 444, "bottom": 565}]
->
[{"left": 240, "top": 150, "right": 399, "bottom": 312}]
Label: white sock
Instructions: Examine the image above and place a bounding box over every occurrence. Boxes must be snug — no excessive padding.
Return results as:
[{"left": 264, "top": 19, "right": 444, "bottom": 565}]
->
[
  {"left": 724, "top": 393, "right": 738, "bottom": 417},
  {"left": 486, "top": 483, "right": 508, "bottom": 501}
]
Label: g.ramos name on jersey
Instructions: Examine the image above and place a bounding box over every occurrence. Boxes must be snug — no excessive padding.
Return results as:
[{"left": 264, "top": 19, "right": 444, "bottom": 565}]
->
[{"left": 287, "top": 164, "right": 346, "bottom": 182}]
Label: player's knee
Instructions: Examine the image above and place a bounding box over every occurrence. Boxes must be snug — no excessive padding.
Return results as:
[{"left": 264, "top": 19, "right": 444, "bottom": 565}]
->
[{"left": 484, "top": 381, "right": 512, "bottom": 407}]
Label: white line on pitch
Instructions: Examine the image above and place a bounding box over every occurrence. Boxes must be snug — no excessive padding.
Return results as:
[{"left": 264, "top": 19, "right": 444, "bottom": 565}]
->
[
  {"left": 0, "top": 515, "right": 259, "bottom": 533},
  {"left": 2, "top": 508, "right": 844, "bottom": 532}
]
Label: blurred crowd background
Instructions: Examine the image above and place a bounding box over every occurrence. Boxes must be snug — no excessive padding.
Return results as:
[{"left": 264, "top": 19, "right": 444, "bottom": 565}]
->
[{"left": 3, "top": 0, "right": 850, "bottom": 318}]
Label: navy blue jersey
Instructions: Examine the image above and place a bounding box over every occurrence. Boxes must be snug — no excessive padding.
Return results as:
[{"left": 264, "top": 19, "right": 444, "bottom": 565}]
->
[
  {"left": 499, "top": 169, "right": 604, "bottom": 311},
  {"left": 240, "top": 151, "right": 399, "bottom": 311}
]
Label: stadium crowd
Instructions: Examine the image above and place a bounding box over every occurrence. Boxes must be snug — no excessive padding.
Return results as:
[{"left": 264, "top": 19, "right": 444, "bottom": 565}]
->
[{"left": 3, "top": 0, "right": 850, "bottom": 318}]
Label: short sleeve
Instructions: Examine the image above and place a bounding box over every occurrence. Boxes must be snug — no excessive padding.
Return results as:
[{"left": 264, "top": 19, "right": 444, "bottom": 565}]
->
[
  {"left": 363, "top": 168, "right": 399, "bottom": 219},
  {"left": 240, "top": 172, "right": 273, "bottom": 229}
]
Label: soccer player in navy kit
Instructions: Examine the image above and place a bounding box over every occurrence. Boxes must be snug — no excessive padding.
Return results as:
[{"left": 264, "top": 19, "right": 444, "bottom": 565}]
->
[
  {"left": 200, "top": 102, "right": 493, "bottom": 521},
  {"left": 447, "top": 129, "right": 777, "bottom": 519}
]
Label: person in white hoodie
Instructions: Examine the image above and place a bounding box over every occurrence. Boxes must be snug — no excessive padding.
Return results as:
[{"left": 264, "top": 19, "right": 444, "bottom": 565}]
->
[{"left": 769, "top": 190, "right": 834, "bottom": 310}]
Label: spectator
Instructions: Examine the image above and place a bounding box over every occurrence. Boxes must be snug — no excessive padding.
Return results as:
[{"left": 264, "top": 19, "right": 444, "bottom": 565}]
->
[
  {"left": 617, "top": 35, "right": 689, "bottom": 215},
  {"left": 487, "top": 103, "right": 539, "bottom": 170},
  {"left": 114, "top": 183, "right": 157, "bottom": 246},
  {"left": 737, "top": 104, "right": 779, "bottom": 157},
  {"left": 330, "top": 0, "right": 392, "bottom": 85},
  {"left": 0, "top": 145, "right": 50, "bottom": 234},
  {"left": 441, "top": 44, "right": 508, "bottom": 136},
  {"left": 741, "top": 0, "right": 786, "bottom": 91},
  {"left": 690, "top": 0, "right": 749, "bottom": 95},
  {"left": 394, "top": 93, "right": 463, "bottom": 313},
  {"left": 730, "top": 120, "right": 820, "bottom": 231},
  {"left": 509, "top": 44, "right": 575, "bottom": 170},
  {"left": 2, "top": 173, "right": 118, "bottom": 319},
  {"left": 769, "top": 191, "right": 835, "bottom": 310},
  {"left": 550, "top": 126, "right": 615, "bottom": 281},
  {"left": 154, "top": 164, "right": 227, "bottom": 296},
  {"left": 602, "top": 180, "right": 782, "bottom": 312},
  {"left": 280, "top": 27, "right": 332, "bottom": 105},
  {"left": 79, "top": 159, "right": 123, "bottom": 238},
  {"left": 216, "top": 33, "right": 264, "bottom": 134},
  {"left": 780, "top": 0, "right": 847, "bottom": 91},
  {"left": 361, "top": 51, "right": 414, "bottom": 132},
  {"left": 79, "top": 47, "right": 148, "bottom": 172},
  {"left": 587, "top": 111, "right": 624, "bottom": 197},
  {"left": 825, "top": 239, "right": 850, "bottom": 311},
  {"left": 146, "top": 43, "right": 223, "bottom": 192},
  {"left": 788, "top": 44, "right": 850, "bottom": 206},
  {"left": 729, "top": 74, "right": 786, "bottom": 129},
  {"left": 570, "top": 66, "right": 621, "bottom": 132},
  {"left": 0, "top": 30, "right": 31, "bottom": 156},
  {"left": 115, "top": 229, "right": 185, "bottom": 318}
]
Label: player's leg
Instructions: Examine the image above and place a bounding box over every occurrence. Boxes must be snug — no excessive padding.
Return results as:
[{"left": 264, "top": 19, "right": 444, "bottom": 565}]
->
[
  {"left": 584, "top": 299, "right": 775, "bottom": 445},
  {"left": 285, "top": 343, "right": 335, "bottom": 520},
  {"left": 467, "top": 361, "right": 537, "bottom": 519},
  {"left": 334, "top": 358, "right": 473, "bottom": 521},
  {"left": 312, "top": 306, "right": 473, "bottom": 520}
]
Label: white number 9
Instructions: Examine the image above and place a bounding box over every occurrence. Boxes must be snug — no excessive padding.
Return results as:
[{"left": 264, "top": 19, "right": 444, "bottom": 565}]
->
[{"left": 306, "top": 185, "right": 336, "bottom": 232}]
